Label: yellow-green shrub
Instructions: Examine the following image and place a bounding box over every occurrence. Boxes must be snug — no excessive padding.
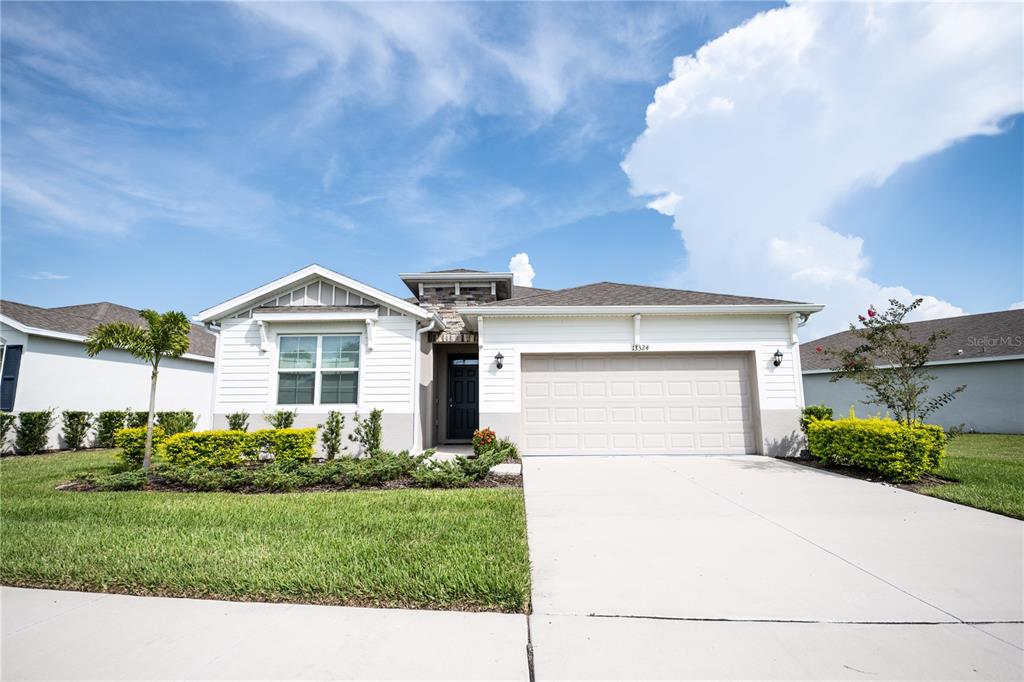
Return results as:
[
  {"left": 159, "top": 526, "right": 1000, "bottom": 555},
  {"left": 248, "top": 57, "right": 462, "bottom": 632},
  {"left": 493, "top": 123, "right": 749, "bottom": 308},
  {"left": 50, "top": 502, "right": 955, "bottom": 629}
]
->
[
  {"left": 807, "top": 417, "right": 946, "bottom": 483},
  {"left": 252, "top": 428, "right": 317, "bottom": 463},
  {"left": 113, "top": 426, "right": 166, "bottom": 468},
  {"left": 162, "top": 430, "right": 257, "bottom": 468}
]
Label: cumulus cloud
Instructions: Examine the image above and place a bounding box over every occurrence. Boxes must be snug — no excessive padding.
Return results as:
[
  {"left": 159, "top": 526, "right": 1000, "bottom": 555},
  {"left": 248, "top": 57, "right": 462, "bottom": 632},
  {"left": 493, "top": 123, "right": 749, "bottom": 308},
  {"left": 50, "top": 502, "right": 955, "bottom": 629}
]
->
[
  {"left": 622, "top": 3, "right": 1023, "bottom": 337},
  {"left": 509, "top": 252, "right": 536, "bottom": 287}
]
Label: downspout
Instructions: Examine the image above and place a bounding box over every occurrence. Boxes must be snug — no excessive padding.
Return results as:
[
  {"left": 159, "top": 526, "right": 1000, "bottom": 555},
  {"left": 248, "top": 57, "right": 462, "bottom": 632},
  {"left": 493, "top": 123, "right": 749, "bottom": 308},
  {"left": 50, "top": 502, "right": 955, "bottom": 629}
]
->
[{"left": 412, "top": 316, "right": 439, "bottom": 452}]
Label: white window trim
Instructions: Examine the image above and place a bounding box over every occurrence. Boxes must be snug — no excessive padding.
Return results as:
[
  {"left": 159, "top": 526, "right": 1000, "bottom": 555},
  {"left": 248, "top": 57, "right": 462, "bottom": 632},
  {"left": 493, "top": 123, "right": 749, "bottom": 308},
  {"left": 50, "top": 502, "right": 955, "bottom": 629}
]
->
[{"left": 273, "top": 333, "right": 362, "bottom": 408}]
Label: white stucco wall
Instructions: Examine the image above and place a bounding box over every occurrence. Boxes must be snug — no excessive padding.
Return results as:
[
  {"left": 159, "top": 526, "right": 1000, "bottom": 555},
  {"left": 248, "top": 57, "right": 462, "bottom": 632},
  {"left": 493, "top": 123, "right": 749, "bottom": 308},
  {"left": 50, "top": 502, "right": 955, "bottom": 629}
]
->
[
  {"left": 803, "top": 359, "right": 1024, "bottom": 433},
  {"left": 477, "top": 313, "right": 808, "bottom": 456},
  {"left": 2, "top": 325, "right": 214, "bottom": 449}
]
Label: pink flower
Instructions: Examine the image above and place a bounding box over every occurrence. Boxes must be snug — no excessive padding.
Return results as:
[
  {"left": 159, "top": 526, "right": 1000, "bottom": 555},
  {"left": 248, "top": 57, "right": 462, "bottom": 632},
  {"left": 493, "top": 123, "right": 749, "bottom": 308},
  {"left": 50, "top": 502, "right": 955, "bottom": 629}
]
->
[
  {"left": 867, "top": 308, "right": 876, "bottom": 318},
  {"left": 815, "top": 346, "right": 823, "bottom": 353},
  {"left": 858, "top": 315, "right": 866, "bottom": 321}
]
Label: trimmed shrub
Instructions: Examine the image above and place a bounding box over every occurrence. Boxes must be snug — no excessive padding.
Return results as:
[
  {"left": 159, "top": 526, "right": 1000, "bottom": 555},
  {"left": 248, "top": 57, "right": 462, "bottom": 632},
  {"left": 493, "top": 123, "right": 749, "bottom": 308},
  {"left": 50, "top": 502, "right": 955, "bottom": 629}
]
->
[
  {"left": 96, "top": 410, "right": 129, "bottom": 448},
  {"left": 15, "top": 410, "right": 56, "bottom": 455},
  {"left": 113, "top": 426, "right": 166, "bottom": 468},
  {"left": 472, "top": 427, "right": 496, "bottom": 455},
  {"left": 265, "top": 409, "right": 296, "bottom": 430},
  {"left": 411, "top": 459, "right": 474, "bottom": 488},
  {"left": 226, "top": 411, "right": 249, "bottom": 432},
  {"left": 253, "top": 428, "right": 317, "bottom": 463},
  {"left": 95, "top": 469, "right": 148, "bottom": 491},
  {"left": 126, "top": 411, "right": 150, "bottom": 428},
  {"left": 0, "top": 411, "right": 16, "bottom": 452},
  {"left": 807, "top": 417, "right": 946, "bottom": 483},
  {"left": 349, "top": 409, "right": 383, "bottom": 455},
  {"left": 163, "top": 430, "right": 256, "bottom": 468},
  {"left": 800, "top": 404, "right": 834, "bottom": 434},
  {"left": 61, "top": 411, "right": 94, "bottom": 450},
  {"left": 157, "top": 411, "right": 197, "bottom": 436},
  {"left": 320, "top": 411, "right": 346, "bottom": 460}
]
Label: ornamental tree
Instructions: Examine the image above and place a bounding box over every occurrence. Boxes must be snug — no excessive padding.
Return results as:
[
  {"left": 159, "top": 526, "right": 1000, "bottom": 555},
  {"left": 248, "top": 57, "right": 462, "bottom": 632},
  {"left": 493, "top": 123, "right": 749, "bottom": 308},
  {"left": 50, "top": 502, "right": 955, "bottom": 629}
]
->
[
  {"left": 820, "top": 298, "right": 965, "bottom": 424},
  {"left": 86, "top": 310, "right": 192, "bottom": 468}
]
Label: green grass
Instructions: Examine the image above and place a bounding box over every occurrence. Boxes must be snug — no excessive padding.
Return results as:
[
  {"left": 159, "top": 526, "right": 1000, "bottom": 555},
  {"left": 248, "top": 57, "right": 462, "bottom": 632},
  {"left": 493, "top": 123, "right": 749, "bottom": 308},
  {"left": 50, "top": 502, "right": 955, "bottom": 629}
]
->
[
  {"left": 921, "top": 433, "right": 1024, "bottom": 520},
  {"left": 0, "top": 450, "right": 531, "bottom": 612}
]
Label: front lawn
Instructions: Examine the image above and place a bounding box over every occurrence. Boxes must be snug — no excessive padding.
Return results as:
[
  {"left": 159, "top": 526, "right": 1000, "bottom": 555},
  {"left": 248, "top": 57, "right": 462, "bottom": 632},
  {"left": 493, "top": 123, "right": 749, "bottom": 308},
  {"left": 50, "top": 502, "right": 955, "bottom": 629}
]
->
[
  {"left": 0, "top": 450, "right": 531, "bottom": 612},
  {"left": 921, "top": 433, "right": 1024, "bottom": 520}
]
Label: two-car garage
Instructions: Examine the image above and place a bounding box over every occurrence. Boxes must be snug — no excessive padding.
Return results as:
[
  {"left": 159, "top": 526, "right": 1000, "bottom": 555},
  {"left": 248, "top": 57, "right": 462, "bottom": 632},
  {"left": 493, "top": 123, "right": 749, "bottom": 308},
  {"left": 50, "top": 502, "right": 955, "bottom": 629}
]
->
[{"left": 520, "top": 352, "right": 757, "bottom": 456}]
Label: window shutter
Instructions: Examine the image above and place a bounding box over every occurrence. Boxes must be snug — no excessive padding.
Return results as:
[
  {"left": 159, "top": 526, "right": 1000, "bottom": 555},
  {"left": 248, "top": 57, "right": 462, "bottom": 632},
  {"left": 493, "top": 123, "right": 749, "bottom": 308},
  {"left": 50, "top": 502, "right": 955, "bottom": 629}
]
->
[{"left": 1, "top": 345, "right": 23, "bottom": 412}]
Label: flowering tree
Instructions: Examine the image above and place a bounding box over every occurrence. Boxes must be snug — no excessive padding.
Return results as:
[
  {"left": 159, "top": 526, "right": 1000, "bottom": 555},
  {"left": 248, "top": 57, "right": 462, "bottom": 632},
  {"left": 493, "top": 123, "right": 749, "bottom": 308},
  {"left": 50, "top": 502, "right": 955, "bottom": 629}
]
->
[{"left": 818, "top": 298, "right": 965, "bottom": 424}]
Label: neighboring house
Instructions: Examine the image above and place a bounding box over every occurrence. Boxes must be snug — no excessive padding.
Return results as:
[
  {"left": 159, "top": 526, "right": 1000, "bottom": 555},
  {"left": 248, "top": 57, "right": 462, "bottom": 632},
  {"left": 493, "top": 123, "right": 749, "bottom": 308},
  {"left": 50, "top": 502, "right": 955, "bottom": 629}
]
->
[
  {"left": 0, "top": 301, "right": 217, "bottom": 449},
  {"left": 196, "top": 264, "right": 823, "bottom": 456},
  {"left": 801, "top": 309, "right": 1024, "bottom": 433}
]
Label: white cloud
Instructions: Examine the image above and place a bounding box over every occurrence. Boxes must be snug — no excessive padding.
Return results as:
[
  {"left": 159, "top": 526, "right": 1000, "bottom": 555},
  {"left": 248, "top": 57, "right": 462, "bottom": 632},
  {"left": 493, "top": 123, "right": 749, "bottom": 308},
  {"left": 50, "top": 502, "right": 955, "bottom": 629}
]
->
[
  {"left": 622, "top": 3, "right": 1023, "bottom": 337},
  {"left": 1009, "top": 301, "right": 1024, "bottom": 311},
  {"left": 29, "top": 271, "right": 70, "bottom": 280},
  {"left": 509, "top": 252, "right": 536, "bottom": 287}
]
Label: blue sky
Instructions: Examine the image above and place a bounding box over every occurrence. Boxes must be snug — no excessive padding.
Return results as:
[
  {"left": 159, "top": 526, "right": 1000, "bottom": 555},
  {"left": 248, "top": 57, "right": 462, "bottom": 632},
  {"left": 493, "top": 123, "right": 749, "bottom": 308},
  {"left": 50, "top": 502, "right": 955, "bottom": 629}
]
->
[{"left": 2, "top": 2, "right": 1021, "bottom": 336}]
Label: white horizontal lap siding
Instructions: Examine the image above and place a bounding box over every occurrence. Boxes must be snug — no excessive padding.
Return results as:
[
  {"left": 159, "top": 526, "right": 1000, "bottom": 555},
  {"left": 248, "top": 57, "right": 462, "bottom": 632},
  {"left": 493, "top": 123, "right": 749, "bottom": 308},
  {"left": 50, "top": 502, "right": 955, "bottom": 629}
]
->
[
  {"left": 360, "top": 317, "right": 415, "bottom": 412},
  {"left": 479, "top": 314, "right": 803, "bottom": 414},
  {"left": 214, "top": 318, "right": 271, "bottom": 412}
]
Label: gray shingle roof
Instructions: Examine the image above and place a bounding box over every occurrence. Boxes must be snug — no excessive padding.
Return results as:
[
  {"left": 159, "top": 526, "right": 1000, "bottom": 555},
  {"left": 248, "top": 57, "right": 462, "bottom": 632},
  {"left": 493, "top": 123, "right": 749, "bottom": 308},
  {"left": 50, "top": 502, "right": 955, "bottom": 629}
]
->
[
  {"left": 800, "top": 309, "right": 1024, "bottom": 371},
  {"left": 425, "top": 268, "right": 489, "bottom": 274},
  {"left": 479, "top": 282, "right": 805, "bottom": 307},
  {"left": 1, "top": 300, "right": 216, "bottom": 358}
]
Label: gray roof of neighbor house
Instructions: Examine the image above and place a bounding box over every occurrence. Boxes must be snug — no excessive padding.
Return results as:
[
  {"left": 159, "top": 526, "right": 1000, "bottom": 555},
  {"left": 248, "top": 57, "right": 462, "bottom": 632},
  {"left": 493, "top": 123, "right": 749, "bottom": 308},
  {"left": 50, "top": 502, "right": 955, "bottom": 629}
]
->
[
  {"left": 404, "top": 285, "right": 549, "bottom": 304},
  {"left": 800, "top": 309, "right": 1024, "bottom": 372},
  {"left": 0, "top": 300, "right": 217, "bottom": 358},
  {"left": 478, "top": 282, "right": 806, "bottom": 307}
]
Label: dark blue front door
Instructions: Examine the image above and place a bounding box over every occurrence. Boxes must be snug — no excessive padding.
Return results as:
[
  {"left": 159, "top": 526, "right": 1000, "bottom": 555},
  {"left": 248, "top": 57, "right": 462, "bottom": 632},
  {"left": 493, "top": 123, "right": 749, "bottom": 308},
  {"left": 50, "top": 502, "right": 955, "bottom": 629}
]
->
[{"left": 447, "top": 356, "right": 478, "bottom": 440}]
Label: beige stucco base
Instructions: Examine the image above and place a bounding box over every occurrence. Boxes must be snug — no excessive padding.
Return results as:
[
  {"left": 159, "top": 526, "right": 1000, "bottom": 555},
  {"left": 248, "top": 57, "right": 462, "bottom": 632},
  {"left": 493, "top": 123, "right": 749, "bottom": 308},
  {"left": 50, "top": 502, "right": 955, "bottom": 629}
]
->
[
  {"left": 757, "top": 408, "right": 805, "bottom": 457},
  {"left": 212, "top": 412, "right": 415, "bottom": 456}
]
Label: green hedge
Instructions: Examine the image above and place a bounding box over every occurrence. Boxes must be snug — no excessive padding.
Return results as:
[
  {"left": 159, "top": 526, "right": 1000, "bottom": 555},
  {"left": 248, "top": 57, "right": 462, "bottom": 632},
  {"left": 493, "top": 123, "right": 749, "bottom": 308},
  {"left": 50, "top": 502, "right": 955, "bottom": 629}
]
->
[
  {"left": 158, "top": 428, "right": 318, "bottom": 468},
  {"left": 807, "top": 417, "right": 946, "bottom": 483},
  {"left": 113, "top": 426, "right": 166, "bottom": 468},
  {"left": 163, "top": 430, "right": 256, "bottom": 467},
  {"left": 252, "top": 429, "right": 317, "bottom": 463}
]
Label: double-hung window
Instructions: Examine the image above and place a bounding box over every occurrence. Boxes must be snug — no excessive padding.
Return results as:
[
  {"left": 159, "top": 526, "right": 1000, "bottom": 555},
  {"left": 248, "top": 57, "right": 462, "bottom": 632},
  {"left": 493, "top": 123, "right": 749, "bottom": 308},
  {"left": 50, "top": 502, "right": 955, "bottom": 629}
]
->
[{"left": 277, "top": 335, "right": 359, "bottom": 405}]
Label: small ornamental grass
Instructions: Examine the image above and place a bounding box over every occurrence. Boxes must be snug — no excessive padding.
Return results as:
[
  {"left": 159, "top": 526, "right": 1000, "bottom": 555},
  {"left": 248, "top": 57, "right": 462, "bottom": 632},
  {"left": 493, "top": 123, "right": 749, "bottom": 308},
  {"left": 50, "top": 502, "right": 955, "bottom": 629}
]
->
[{"left": 807, "top": 416, "right": 946, "bottom": 483}]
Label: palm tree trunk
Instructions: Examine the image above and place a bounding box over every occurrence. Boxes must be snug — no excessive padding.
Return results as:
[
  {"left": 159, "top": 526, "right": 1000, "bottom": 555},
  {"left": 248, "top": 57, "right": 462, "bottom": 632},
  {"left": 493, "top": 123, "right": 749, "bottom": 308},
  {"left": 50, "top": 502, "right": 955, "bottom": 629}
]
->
[{"left": 144, "top": 367, "right": 158, "bottom": 469}]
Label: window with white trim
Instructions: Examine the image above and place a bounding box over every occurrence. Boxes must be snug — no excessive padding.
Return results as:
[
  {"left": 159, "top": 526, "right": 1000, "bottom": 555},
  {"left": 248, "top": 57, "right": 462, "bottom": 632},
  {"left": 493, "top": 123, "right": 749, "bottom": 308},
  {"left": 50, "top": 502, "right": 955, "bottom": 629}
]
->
[{"left": 277, "top": 335, "right": 359, "bottom": 405}]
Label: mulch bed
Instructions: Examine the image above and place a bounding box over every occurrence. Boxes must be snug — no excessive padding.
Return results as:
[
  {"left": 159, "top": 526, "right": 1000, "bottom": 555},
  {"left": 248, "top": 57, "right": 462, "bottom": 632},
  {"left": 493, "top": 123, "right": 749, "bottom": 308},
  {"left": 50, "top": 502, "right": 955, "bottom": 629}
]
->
[
  {"left": 58, "top": 473, "right": 523, "bottom": 494},
  {"left": 785, "top": 457, "right": 951, "bottom": 493}
]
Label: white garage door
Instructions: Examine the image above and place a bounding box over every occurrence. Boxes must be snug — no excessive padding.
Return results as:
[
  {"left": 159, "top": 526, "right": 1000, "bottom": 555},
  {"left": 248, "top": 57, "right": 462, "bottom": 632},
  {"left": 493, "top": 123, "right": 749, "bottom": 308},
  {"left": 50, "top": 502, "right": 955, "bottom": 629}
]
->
[{"left": 521, "top": 353, "right": 756, "bottom": 455}]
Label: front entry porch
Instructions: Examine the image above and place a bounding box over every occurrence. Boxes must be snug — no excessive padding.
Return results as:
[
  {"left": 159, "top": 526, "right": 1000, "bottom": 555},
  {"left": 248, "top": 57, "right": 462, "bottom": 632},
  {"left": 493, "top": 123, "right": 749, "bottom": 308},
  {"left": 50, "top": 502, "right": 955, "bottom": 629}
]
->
[{"left": 430, "top": 343, "right": 479, "bottom": 446}]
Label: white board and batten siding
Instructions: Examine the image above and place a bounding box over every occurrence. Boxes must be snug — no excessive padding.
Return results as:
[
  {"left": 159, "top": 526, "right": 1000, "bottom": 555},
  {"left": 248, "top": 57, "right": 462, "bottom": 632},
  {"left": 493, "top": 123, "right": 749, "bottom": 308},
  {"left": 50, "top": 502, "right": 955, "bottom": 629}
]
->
[{"left": 478, "top": 314, "right": 804, "bottom": 456}]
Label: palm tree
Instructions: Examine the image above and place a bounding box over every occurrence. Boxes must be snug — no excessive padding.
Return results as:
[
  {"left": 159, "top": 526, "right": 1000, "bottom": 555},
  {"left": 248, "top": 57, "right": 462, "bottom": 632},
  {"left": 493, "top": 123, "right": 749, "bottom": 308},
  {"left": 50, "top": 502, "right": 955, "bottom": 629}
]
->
[{"left": 86, "top": 310, "right": 192, "bottom": 469}]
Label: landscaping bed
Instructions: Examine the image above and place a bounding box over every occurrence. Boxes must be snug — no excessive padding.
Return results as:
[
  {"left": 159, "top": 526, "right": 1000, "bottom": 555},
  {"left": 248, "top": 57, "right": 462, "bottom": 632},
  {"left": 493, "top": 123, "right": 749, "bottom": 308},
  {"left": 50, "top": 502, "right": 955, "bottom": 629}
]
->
[
  {"left": 0, "top": 450, "right": 531, "bottom": 612},
  {"left": 792, "top": 432, "right": 1023, "bottom": 520}
]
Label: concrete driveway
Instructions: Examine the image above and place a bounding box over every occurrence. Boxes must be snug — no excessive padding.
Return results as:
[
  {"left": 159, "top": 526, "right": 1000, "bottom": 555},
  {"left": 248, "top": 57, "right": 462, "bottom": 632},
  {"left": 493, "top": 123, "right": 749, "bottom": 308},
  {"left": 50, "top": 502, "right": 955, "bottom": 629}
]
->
[{"left": 524, "top": 455, "right": 1023, "bottom": 680}]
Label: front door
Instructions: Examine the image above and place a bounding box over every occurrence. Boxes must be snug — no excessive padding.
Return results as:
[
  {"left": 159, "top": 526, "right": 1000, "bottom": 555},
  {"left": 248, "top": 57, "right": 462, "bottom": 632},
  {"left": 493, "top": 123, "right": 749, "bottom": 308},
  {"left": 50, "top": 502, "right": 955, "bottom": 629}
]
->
[{"left": 447, "top": 355, "right": 479, "bottom": 440}]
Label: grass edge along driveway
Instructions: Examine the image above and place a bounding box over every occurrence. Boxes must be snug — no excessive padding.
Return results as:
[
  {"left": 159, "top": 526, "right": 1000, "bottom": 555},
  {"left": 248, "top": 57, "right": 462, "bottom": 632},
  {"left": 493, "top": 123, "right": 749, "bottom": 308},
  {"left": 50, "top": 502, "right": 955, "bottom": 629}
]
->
[
  {"left": 921, "top": 433, "right": 1024, "bottom": 520},
  {"left": 0, "top": 450, "right": 531, "bottom": 613}
]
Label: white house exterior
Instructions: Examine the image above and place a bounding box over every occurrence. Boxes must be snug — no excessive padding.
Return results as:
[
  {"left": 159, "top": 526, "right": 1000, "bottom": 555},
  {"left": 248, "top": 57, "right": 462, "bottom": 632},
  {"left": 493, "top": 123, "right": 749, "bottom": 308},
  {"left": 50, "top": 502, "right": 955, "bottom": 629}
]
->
[
  {"left": 198, "top": 265, "right": 823, "bottom": 457},
  {"left": 802, "top": 309, "right": 1024, "bottom": 433},
  {"left": 0, "top": 301, "right": 216, "bottom": 450}
]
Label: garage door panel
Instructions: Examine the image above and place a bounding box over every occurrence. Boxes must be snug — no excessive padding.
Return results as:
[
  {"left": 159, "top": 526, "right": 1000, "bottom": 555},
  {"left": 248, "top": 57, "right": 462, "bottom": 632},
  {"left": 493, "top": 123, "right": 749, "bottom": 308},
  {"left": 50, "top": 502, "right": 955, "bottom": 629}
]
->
[{"left": 522, "top": 352, "right": 756, "bottom": 455}]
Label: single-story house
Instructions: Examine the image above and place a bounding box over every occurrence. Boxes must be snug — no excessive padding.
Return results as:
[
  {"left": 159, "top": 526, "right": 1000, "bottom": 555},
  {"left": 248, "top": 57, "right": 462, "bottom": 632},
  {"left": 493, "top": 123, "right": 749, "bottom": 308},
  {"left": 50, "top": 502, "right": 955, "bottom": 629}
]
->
[
  {"left": 196, "top": 265, "right": 823, "bottom": 456},
  {"left": 0, "top": 301, "right": 216, "bottom": 449},
  {"left": 801, "top": 309, "right": 1023, "bottom": 433}
]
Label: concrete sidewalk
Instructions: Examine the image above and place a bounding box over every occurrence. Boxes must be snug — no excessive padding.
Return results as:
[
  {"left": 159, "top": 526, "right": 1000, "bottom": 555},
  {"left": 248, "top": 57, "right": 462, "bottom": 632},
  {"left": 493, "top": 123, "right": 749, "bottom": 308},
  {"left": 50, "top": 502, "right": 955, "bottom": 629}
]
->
[{"left": 1, "top": 587, "right": 529, "bottom": 680}]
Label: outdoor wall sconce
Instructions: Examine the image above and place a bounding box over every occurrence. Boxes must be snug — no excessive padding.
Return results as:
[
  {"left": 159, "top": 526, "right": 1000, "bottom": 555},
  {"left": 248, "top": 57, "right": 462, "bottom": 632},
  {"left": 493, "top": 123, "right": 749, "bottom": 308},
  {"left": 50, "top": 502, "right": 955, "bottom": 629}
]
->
[
  {"left": 494, "top": 352, "right": 504, "bottom": 370},
  {"left": 773, "top": 349, "right": 784, "bottom": 367}
]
